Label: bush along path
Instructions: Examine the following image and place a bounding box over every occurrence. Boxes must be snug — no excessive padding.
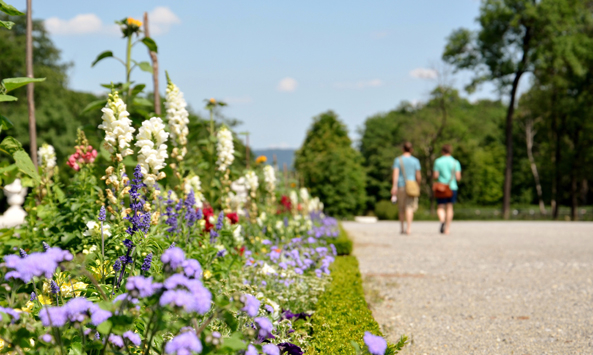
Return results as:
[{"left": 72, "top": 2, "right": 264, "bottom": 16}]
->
[
  {"left": 306, "top": 227, "right": 407, "bottom": 354},
  {"left": 0, "top": 75, "right": 403, "bottom": 354}
]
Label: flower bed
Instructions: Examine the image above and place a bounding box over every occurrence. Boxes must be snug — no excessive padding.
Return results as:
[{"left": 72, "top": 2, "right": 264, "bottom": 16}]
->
[{"left": 0, "top": 83, "right": 403, "bottom": 354}]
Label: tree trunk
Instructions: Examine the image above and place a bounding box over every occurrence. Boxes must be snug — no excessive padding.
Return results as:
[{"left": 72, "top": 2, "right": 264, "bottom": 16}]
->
[
  {"left": 552, "top": 115, "right": 562, "bottom": 219},
  {"left": 580, "top": 179, "right": 588, "bottom": 206},
  {"left": 26, "top": 0, "right": 37, "bottom": 168},
  {"left": 524, "top": 119, "right": 545, "bottom": 214},
  {"left": 502, "top": 71, "right": 523, "bottom": 219},
  {"left": 143, "top": 12, "right": 161, "bottom": 116}
]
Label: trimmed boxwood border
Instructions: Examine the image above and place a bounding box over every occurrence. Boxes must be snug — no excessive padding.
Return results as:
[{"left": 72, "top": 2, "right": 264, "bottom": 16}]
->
[{"left": 306, "top": 227, "right": 407, "bottom": 354}]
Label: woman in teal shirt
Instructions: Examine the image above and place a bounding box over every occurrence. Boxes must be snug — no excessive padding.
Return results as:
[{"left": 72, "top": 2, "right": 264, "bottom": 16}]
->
[{"left": 433, "top": 144, "right": 461, "bottom": 235}]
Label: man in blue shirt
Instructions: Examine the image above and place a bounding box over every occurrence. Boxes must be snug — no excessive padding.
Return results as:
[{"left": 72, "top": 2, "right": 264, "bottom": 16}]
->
[{"left": 391, "top": 142, "right": 422, "bottom": 235}]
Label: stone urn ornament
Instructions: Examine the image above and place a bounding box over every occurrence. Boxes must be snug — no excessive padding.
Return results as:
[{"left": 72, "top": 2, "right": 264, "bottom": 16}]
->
[{"left": 0, "top": 178, "right": 27, "bottom": 228}]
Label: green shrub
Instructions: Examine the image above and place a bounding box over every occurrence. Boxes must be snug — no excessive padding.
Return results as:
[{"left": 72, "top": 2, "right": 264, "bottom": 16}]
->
[
  {"left": 332, "top": 224, "right": 353, "bottom": 255},
  {"left": 374, "top": 200, "right": 398, "bottom": 220},
  {"left": 307, "top": 255, "right": 407, "bottom": 354}
]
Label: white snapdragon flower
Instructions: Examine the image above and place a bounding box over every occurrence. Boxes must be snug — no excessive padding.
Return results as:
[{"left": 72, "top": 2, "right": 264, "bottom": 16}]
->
[
  {"left": 135, "top": 117, "right": 169, "bottom": 186},
  {"left": 263, "top": 165, "right": 276, "bottom": 194},
  {"left": 308, "top": 197, "right": 323, "bottom": 212},
  {"left": 82, "top": 221, "right": 111, "bottom": 238},
  {"left": 232, "top": 225, "right": 244, "bottom": 244},
  {"left": 245, "top": 170, "right": 259, "bottom": 193},
  {"left": 299, "top": 188, "right": 309, "bottom": 203},
  {"left": 38, "top": 143, "right": 56, "bottom": 171},
  {"left": 216, "top": 127, "right": 234, "bottom": 171},
  {"left": 289, "top": 190, "right": 298, "bottom": 208},
  {"left": 98, "top": 92, "right": 135, "bottom": 158},
  {"left": 184, "top": 175, "right": 205, "bottom": 208},
  {"left": 165, "top": 80, "right": 190, "bottom": 158}
]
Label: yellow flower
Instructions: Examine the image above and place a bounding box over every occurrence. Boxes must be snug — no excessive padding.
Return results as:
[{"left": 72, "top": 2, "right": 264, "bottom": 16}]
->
[
  {"left": 203, "top": 270, "right": 212, "bottom": 280},
  {"left": 16, "top": 301, "right": 34, "bottom": 313},
  {"left": 0, "top": 338, "right": 3, "bottom": 349},
  {"left": 38, "top": 294, "right": 52, "bottom": 305},
  {"left": 209, "top": 98, "right": 216, "bottom": 104},
  {"left": 261, "top": 247, "right": 267, "bottom": 253},
  {"left": 255, "top": 155, "right": 267, "bottom": 164},
  {"left": 126, "top": 17, "right": 143, "bottom": 27}
]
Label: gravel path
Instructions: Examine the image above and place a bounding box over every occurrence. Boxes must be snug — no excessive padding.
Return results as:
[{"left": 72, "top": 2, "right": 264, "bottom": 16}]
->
[{"left": 342, "top": 221, "right": 593, "bottom": 355}]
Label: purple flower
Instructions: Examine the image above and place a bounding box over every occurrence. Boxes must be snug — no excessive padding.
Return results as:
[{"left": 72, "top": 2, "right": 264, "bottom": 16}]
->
[
  {"left": 241, "top": 294, "right": 260, "bottom": 317},
  {"left": 164, "top": 191, "right": 180, "bottom": 234},
  {"left": 89, "top": 305, "right": 112, "bottom": 325},
  {"left": 330, "top": 244, "right": 337, "bottom": 256},
  {"left": 215, "top": 211, "right": 224, "bottom": 230},
  {"left": 161, "top": 247, "right": 185, "bottom": 270},
  {"left": 123, "top": 331, "right": 142, "bottom": 346},
  {"left": 245, "top": 345, "right": 258, "bottom": 355},
  {"left": 209, "top": 229, "right": 218, "bottom": 243},
  {"left": 108, "top": 334, "right": 124, "bottom": 348},
  {"left": 40, "top": 334, "right": 53, "bottom": 343},
  {"left": 42, "top": 241, "right": 50, "bottom": 251},
  {"left": 262, "top": 239, "right": 272, "bottom": 245},
  {"left": 4, "top": 247, "right": 73, "bottom": 283},
  {"left": 363, "top": 332, "right": 387, "bottom": 355},
  {"left": 282, "top": 310, "right": 310, "bottom": 321},
  {"left": 182, "top": 259, "right": 202, "bottom": 279},
  {"left": 113, "top": 259, "right": 122, "bottom": 272},
  {"left": 125, "top": 166, "right": 151, "bottom": 237},
  {"left": 161, "top": 275, "right": 212, "bottom": 314},
  {"left": 126, "top": 276, "right": 163, "bottom": 298},
  {"left": 98, "top": 206, "right": 106, "bottom": 222},
  {"left": 30, "top": 292, "right": 36, "bottom": 301},
  {"left": 64, "top": 298, "right": 94, "bottom": 322},
  {"left": 39, "top": 307, "right": 67, "bottom": 327},
  {"left": 315, "top": 269, "right": 322, "bottom": 278},
  {"left": 184, "top": 190, "right": 198, "bottom": 227},
  {"left": 0, "top": 306, "right": 20, "bottom": 322},
  {"left": 278, "top": 343, "right": 303, "bottom": 355},
  {"left": 123, "top": 239, "right": 134, "bottom": 249},
  {"left": 294, "top": 268, "right": 303, "bottom": 275},
  {"left": 141, "top": 253, "right": 153, "bottom": 272},
  {"left": 216, "top": 249, "right": 226, "bottom": 258},
  {"left": 19, "top": 248, "right": 27, "bottom": 258},
  {"left": 165, "top": 332, "right": 202, "bottom": 355},
  {"left": 196, "top": 208, "right": 203, "bottom": 221},
  {"left": 263, "top": 344, "right": 280, "bottom": 355},
  {"left": 264, "top": 304, "right": 274, "bottom": 314},
  {"left": 50, "top": 280, "right": 60, "bottom": 294},
  {"left": 255, "top": 317, "right": 273, "bottom": 338}
]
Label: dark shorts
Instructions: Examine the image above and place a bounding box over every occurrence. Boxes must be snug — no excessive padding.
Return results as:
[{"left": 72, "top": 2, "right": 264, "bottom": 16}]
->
[{"left": 437, "top": 190, "right": 458, "bottom": 205}]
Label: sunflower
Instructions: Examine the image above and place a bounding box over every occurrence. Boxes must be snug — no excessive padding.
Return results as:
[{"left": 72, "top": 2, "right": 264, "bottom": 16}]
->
[{"left": 256, "top": 155, "right": 267, "bottom": 164}]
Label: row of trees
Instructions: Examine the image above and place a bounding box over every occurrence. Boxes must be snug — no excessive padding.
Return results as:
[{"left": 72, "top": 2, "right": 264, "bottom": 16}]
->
[{"left": 296, "top": 0, "right": 593, "bottom": 219}]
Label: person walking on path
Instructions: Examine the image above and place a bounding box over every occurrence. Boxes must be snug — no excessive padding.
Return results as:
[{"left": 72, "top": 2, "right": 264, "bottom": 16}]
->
[
  {"left": 433, "top": 144, "right": 462, "bottom": 235},
  {"left": 391, "top": 142, "right": 421, "bottom": 235}
]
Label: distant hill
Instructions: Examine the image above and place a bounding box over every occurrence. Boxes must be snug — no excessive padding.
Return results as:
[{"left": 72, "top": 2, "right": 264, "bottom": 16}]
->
[{"left": 253, "top": 149, "right": 296, "bottom": 170}]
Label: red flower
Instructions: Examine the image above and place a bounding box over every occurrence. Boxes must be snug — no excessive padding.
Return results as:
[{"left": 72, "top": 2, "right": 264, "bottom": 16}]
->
[
  {"left": 203, "top": 206, "right": 214, "bottom": 231},
  {"left": 225, "top": 212, "right": 239, "bottom": 224}
]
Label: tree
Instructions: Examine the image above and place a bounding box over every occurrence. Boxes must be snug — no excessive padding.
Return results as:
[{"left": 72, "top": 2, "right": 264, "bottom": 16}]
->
[
  {"left": 295, "top": 111, "right": 366, "bottom": 217},
  {"left": 443, "top": 0, "right": 538, "bottom": 219}
]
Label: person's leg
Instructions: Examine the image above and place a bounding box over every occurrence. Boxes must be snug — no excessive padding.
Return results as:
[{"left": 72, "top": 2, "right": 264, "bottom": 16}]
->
[
  {"left": 437, "top": 202, "right": 446, "bottom": 234},
  {"left": 405, "top": 197, "right": 418, "bottom": 234},
  {"left": 444, "top": 203, "right": 454, "bottom": 234},
  {"left": 397, "top": 190, "right": 406, "bottom": 233}
]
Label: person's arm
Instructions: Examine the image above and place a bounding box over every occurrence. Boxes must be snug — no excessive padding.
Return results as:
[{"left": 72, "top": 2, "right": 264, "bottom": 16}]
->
[
  {"left": 415, "top": 170, "right": 422, "bottom": 184},
  {"left": 433, "top": 170, "right": 439, "bottom": 180},
  {"left": 391, "top": 168, "right": 399, "bottom": 196},
  {"left": 456, "top": 171, "right": 461, "bottom": 181}
]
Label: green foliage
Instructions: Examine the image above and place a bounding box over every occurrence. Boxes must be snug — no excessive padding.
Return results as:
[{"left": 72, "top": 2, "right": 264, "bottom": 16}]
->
[
  {"left": 295, "top": 111, "right": 366, "bottom": 217},
  {"left": 308, "top": 255, "right": 406, "bottom": 354},
  {"left": 333, "top": 224, "right": 353, "bottom": 256},
  {"left": 374, "top": 200, "right": 398, "bottom": 221}
]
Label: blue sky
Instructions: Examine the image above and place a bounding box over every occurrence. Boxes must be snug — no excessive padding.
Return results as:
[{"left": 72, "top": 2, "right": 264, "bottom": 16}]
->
[{"left": 13, "top": 0, "right": 496, "bottom": 149}]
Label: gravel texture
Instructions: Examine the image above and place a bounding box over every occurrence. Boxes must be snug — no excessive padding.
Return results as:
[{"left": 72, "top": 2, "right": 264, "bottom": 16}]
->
[{"left": 342, "top": 221, "right": 593, "bottom": 355}]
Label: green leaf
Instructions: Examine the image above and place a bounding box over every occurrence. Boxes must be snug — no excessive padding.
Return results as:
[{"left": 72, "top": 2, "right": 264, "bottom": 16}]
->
[
  {"left": 0, "top": 164, "right": 17, "bottom": 175},
  {"left": 13, "top": 150, "right": 40, "bottom": 184},
  {"left": 222, "top": 333, "right": 246, "bottom": 351},
  {"left": 131, "top": 84, "right": 146, "bottom": 97},
  {"left": 67, "top": 342, "right": 83, "bottom": 355},
  {"left": 97, "top": 320, "right": 112, "bottom": 334},
  {"left": 81, "top": 99, "right": 108, "bottom": 115},
  {"left": 133, "top": 97, "right": 153, "bottom": 107},
  {"left": 0, "top": 136, "right": 22, "bottom": 155},
  {"left": 91, "top": 51, "right": 113, "bottom": 67},
  {"left": 1, "top": 77, "right": 46, "bottom": 93},
  {"left": 141, "top": 37, "right": 158, "bottom": 53},
  {"left": 138, "top": 61, "right": 153, "bottom": 74},
  {"left": 0, "top": 115, "right": 13, "bottom": 131},
  {"left": 350, "top": 340, "right": 361, "bottom": 354},
  {"left": 0, "top": 0, "right": 24, "bottom": 16},
  {"left": 0, "top": 94, "right": 17, "bottom": 102},
  {"left": 0, "top": 19, "right": 15, "bottom": 29}
]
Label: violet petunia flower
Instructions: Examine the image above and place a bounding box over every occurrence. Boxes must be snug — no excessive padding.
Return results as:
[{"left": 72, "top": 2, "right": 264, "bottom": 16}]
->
[
  {"left": 164, "top": 331, "right": 202, "bottom": 355},
  {"left": 363, "top": 331, "right": 387, "bottom": 355},
  {"left": 278, "top": 342, "right": 304, "bottom": 355}
]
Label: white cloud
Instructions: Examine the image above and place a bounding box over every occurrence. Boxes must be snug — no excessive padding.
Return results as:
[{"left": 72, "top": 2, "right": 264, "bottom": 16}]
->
[
  {"left": 223, "top": 96, "right": 253, "bottom": 104},
  {"left": 371, "top": 31, "right": 389, "bottom": 39},
  {"left": 333, "top": 79, "right": 383, "bottom": 90},
  {"left": 44, "top": 7, "right": 180, "bottom": 36},
  {"left": 277, "top": 77, "right": 298, "bottom": 92},
  {"left": 409, "top": 68, "right": 438, "bottom": 80},
  {"left": 267, "top": 142, "right": 292, "bottom": 149},
  {"left": 45, "top": 14, "right": 118, "bottom": 36},
  {"left": 148, "top": 7, "right": 181, "bottom": 36}
]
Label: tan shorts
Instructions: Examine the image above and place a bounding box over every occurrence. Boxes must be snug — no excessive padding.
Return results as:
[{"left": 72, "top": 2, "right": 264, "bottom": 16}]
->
[{"left": 398, "top": 189, "right": 418, "bottom": 214}]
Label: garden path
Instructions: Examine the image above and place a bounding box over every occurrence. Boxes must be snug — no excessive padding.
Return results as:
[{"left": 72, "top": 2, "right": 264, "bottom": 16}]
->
[{"left": 342, "top": 221, "right": 593, "bottom": 355}]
